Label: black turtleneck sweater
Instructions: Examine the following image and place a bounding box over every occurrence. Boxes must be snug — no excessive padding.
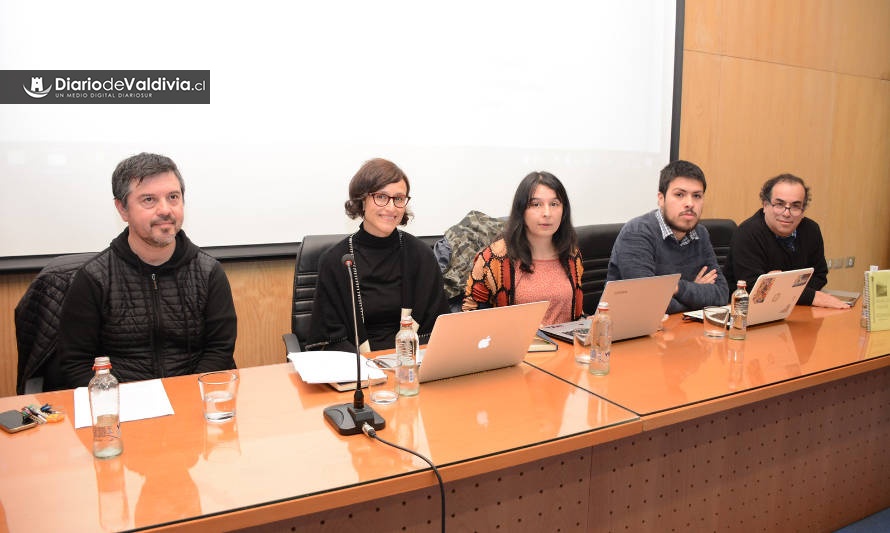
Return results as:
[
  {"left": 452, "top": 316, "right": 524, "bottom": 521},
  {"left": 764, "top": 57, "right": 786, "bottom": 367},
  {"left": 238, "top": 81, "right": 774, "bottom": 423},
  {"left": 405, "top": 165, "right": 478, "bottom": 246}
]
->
[{"left": 307, "top": 225, "right": 449, "bottom": 352}]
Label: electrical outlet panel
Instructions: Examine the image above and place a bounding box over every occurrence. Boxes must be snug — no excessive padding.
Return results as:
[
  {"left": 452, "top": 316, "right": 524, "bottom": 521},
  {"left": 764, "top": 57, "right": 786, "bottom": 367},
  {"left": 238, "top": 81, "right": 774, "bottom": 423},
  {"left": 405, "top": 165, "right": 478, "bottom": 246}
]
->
[
  {"left": 833, "top": 258, "right": 844, "bottom": 269},
  {"left": 845, "top": 256, "right": 855, "bottom": 268},
  {"left": 826, "top": 258, "right": 833, "bottom": 269}
]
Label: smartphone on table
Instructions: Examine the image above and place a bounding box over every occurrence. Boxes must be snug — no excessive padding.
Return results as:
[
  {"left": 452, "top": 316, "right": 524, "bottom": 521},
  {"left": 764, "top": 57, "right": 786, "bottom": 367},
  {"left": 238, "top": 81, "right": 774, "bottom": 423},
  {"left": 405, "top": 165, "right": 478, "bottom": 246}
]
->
[{"left": 0, "top": 409, "right": 37, "bottom": 433}]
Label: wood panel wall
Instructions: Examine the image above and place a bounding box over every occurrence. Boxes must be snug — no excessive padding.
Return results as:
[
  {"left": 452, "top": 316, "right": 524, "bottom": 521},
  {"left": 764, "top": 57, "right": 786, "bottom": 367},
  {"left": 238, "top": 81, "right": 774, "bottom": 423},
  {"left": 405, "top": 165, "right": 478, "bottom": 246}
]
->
[
  {"left": 681, "top": 0, "right": 890, "bottom": 291},
  {"left": 2, "top": 0, "right": 889, "bottom": 398},
  {"left": 0, "top": 273, "right": 35, "bottom": 397}
]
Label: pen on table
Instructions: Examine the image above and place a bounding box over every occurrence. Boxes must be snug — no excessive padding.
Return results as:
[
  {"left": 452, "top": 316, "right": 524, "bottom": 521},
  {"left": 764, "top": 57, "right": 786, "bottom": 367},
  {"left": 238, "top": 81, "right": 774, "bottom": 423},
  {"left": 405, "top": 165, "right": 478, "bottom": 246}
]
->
[{"left": 24, "top": 406, "right": 47, "bottom": 424}]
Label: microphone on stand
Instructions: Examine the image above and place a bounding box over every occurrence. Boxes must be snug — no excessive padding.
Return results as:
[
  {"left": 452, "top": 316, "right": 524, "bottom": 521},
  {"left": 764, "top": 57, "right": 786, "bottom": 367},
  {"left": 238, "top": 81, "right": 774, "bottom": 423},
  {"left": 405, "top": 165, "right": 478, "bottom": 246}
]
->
[{"left": 323, "top": 253, "right": 386, "bottom": 435}]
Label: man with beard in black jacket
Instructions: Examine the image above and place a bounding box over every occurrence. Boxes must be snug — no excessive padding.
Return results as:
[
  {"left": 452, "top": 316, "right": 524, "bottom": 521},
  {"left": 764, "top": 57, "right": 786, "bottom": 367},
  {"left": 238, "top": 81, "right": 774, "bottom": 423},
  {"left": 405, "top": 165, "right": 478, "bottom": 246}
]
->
[{"left": 46, "top": 153, "right": 237, "bottom": 390}]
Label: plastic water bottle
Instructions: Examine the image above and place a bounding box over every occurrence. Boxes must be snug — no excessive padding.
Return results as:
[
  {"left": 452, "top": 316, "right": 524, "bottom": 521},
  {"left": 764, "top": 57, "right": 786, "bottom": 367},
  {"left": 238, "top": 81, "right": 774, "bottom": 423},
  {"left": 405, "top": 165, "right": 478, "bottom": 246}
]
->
[
  {"left": 89, "top": 356, "right": 123, "bottom": 458},
  {"left": 396, "top": 316, "right": 419, "bottom": 397},
  {"left": 729, "top": 280, "right": 749, "bottom": 340},
  {"left": 589, "top": 302, "right": 612, "bottom": 376}
]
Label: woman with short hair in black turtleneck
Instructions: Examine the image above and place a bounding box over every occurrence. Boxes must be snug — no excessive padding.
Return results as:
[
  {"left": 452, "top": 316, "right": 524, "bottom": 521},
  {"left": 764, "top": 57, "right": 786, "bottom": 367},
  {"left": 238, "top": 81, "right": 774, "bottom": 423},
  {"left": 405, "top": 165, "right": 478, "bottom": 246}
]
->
[{"left": 306, "top": 158, "right": 449, "bottom": 353}]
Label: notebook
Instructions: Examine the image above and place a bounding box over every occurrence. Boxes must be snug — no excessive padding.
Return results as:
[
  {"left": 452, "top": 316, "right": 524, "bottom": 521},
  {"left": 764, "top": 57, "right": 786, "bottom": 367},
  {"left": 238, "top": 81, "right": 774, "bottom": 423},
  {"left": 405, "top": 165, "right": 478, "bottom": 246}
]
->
[
  {"left": 683, "top": 267, "right": 815, "bottom": 326},
  {"left": 539, "top": 273, "right": 681, "bottom": 343},
  {"left": 418, "top": 301, "right": 548, "bottom": 383}
]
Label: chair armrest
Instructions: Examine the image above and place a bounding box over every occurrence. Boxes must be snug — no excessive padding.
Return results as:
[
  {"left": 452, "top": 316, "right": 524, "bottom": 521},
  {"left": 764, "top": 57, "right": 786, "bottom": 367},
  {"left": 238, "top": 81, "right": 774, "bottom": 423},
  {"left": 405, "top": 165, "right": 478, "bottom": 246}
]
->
[{"left": 282, "top": 333, "right": 302, "bottom": 355}]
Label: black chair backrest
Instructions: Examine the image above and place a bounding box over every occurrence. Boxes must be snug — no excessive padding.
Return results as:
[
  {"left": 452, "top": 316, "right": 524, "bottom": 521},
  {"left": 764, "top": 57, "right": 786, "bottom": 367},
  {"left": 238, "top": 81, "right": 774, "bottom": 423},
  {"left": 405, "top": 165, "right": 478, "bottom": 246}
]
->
[
  {"left": 699, "top": 218, "right": 737, "bottom": 275},
  {"left": 289, "top": 233, "right": 444, "bottom": 351},
  {"left": 15, "top": 252, "right": 94, "bottom": 394},
  {"left": 290, "top": 234, "right": 347, "bottom": 352},
  {"left": 416, "top": 235, "right": 443, "bottom": 249},
  {"left": 575, "top": 223, "right": 624, "bottom": 314}
]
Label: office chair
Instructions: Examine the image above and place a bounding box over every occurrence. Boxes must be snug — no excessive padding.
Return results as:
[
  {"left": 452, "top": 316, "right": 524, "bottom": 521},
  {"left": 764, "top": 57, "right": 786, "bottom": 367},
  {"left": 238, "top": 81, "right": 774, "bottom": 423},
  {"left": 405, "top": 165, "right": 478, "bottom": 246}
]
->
[
  {"left": 283, "top": 234, "right": 347, "bottom": 354},
  {"left": 575, "top": 223, "right": 624, "bottom": 314},
  {"left": 699, "top": 218, "right": 737, "bottom": 274},
  {"left": 15, "top": 252, "right": 94, "bottom": 394}
]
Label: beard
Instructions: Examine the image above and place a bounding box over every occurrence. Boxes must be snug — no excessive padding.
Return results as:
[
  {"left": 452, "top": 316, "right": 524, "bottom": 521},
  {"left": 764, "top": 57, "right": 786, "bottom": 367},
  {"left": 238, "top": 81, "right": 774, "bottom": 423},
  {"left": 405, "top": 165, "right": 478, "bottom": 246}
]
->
[
  {"left": 147, "top": 217, "right": 180, "bottom": 247},
  {"left": 663, "top": 209, "right": 698, "bottom": 235}
]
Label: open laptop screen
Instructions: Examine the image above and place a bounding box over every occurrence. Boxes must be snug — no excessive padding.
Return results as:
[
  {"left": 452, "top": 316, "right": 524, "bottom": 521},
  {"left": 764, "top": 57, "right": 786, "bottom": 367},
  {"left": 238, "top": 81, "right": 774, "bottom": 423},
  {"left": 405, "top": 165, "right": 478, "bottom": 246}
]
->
[{"left": 540, "top": 273, "right": 679, "bottom": 342}]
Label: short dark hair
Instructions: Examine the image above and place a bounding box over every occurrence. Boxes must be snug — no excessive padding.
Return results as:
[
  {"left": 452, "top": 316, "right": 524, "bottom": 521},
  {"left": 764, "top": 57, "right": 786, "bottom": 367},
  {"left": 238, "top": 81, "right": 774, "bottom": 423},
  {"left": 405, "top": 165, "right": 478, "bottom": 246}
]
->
[
  {"left": 504, "top": 171, "right": 577, "bottom": 273},
  {"left": 112, "top": 152, "right": 184, "bottom": 207},
  {"left": 759, "top": 173, "right": 811, "bottom": 209},
  {"left": 344, "top": 158, "right": 412, "bottom": 225},
  {"left": 658, "top": 160, "right": 706, "bottom": 195}
]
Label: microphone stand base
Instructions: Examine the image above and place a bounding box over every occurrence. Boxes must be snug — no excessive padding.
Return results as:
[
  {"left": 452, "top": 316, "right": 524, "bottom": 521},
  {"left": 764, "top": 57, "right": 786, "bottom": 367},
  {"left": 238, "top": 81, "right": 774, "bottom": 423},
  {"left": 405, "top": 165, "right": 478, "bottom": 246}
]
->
[{"left": 323, "top": 403, "right": 385, "bottom": 436}]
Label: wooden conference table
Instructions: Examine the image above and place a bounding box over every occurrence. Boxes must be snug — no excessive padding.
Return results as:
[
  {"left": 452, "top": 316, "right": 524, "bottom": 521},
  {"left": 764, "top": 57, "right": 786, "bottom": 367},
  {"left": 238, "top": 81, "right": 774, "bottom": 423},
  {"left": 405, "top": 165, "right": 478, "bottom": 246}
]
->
[{"left": 0, "top": 304, "right": 888, "bottom": 532}]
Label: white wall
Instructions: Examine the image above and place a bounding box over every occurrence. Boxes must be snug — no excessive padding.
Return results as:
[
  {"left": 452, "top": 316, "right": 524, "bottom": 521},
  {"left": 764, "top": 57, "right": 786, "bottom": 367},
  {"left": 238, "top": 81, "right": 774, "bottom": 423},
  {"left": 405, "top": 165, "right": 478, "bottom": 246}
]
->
[{"left": 0, "top": 1, "right": 676, "bottom": 257}]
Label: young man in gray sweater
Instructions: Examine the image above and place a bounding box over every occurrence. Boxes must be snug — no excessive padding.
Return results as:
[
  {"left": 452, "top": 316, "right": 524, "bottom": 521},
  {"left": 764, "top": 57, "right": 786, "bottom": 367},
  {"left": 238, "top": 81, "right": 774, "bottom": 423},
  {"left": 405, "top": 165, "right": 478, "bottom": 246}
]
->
[{"left": 606, "top": 160, "right": 729, "bottom": 314}]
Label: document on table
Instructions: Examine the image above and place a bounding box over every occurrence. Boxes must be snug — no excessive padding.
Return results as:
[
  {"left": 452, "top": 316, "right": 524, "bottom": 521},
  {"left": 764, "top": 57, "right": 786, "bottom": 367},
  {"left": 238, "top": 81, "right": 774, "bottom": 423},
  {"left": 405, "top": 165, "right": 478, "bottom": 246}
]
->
[
  {"left": 288, "top": 351, "right": 385, "bottom": 384},
  {"left": 74, "top": 379, "right": 175, "bottom": 428}
]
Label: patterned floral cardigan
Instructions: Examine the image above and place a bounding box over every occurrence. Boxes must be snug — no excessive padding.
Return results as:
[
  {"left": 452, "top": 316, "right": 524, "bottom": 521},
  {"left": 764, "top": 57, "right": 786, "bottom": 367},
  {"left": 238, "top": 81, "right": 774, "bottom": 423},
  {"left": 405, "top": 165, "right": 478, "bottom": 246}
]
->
[{"left": 461, "top": 238, "right": 584, "bottom": 320}]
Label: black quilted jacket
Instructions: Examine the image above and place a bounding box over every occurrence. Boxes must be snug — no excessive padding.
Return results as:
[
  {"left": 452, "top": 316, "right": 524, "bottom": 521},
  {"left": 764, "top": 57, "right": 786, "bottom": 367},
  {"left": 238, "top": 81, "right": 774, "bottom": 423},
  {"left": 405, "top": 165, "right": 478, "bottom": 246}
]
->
[
  {"left": 45, "top": 229, "right": 237, "bottom": 390},
  {"left": 15, "top": 253, "right": 93, "bottom": 394}
]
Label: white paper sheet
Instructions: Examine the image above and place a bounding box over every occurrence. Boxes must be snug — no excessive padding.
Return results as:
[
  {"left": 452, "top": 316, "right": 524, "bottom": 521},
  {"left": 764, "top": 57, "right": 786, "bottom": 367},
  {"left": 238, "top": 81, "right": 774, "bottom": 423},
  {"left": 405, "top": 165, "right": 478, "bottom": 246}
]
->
[
  {"left": 287, "top": 351, "right": 385, "bottom": 384},
  {"left": 74, "top": 379, "right": 175, "bottom": 429}
]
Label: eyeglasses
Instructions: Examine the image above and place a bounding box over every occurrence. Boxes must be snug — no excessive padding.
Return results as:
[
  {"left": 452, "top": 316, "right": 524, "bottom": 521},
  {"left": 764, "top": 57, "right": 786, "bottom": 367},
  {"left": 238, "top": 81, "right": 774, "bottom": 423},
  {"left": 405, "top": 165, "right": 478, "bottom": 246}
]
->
[
  {"left": 768, "top": 201, "right": 804, "bottom": 217},
  {"left": 368, "top": 192, "right": 410, "bottom": 208}
]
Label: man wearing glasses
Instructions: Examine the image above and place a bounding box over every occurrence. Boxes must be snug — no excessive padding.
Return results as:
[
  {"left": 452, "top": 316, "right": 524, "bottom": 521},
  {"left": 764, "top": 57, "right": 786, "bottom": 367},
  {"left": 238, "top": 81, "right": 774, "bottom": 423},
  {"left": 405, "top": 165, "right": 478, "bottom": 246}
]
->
[{"left": 727, "top": 174, "right": 849, "bottom": 308}]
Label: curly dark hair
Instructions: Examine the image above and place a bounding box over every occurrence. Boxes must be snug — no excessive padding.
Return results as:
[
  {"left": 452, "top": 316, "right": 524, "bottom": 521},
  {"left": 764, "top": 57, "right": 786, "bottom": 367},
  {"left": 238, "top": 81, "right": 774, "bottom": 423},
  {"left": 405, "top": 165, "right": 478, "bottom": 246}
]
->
[
  {"left": 344, "top": 158, "right": 412, "bottom": 225},
  {"left": 759, "top": 173, "right": 811, "bottom": 209}
]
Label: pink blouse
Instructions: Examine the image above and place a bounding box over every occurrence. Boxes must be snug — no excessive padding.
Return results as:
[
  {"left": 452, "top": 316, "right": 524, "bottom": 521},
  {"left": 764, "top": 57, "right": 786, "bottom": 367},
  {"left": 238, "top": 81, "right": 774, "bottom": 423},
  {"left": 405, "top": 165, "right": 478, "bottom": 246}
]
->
[{"left": 514, "top": 259, "right": 573, "bottom": 325}]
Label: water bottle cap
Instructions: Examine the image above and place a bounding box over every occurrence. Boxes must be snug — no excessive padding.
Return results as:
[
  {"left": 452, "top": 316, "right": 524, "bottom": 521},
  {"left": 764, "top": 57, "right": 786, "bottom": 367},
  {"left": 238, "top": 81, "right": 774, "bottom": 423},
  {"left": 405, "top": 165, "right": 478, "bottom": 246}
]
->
[
  {"left": 400, "top": 316, "right": 414, "bottom": 326},
  {"left": 597, "top": 301, "right": 609, "bottom": 310},
  {"left": 737, "top": 280, "right": 746, "bottom": 288},
  {"left": 92, "top": 356, "right": 111, "bottom": 370}
]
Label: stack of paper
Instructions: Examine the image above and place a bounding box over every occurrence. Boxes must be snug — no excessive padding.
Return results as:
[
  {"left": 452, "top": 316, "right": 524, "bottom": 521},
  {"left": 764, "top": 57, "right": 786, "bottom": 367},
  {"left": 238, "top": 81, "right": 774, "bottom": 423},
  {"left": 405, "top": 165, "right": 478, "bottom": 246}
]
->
[
  {"left": 288, "top": 351, "right": 386, "bottom": 391},
  {"left": 74, "top": 379, "right": 174, "bottom": 428}
]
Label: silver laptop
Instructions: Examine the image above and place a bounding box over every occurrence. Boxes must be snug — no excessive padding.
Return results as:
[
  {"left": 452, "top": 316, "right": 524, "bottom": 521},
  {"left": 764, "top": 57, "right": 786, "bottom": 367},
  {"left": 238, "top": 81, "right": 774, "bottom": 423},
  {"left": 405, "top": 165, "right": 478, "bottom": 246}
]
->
[
  {"left": 418, "top": 301, "right": 548, "bottom": 383},
  {"left": 683, "top": 267, "right": 815, "bottom": 326},
  {"left": 539, "top": 273, "right": 681, "bottom": 342},
  {"left": 747, "top": 267, "right": 814, "bottom": 325}
]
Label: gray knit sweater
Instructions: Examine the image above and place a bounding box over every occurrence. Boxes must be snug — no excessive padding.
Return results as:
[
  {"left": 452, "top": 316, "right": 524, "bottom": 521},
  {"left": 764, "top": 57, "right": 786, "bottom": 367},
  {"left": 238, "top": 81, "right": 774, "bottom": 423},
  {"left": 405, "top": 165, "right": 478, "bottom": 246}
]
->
[{"left": 606, "top": 210, "right": 729, "bottom": 314}]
